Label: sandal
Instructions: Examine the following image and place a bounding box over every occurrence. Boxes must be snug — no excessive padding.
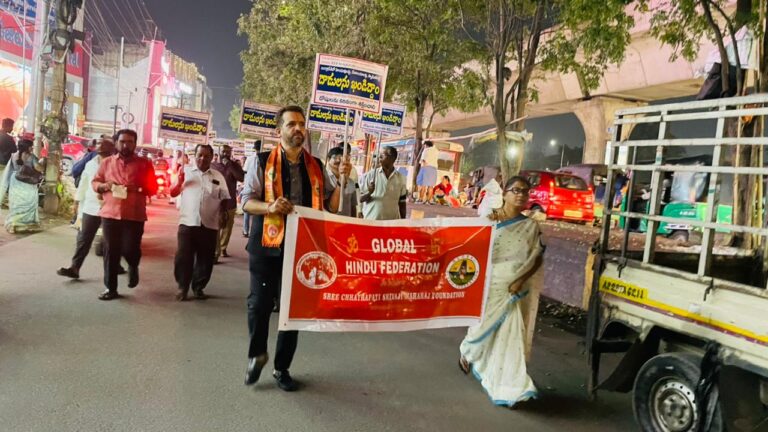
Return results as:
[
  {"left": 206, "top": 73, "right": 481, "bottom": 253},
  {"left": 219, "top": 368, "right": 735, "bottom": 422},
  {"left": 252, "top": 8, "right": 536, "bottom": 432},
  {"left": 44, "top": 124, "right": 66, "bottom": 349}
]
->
[{"left": 458, "top": 356, "right": 470, "bottom": 375}]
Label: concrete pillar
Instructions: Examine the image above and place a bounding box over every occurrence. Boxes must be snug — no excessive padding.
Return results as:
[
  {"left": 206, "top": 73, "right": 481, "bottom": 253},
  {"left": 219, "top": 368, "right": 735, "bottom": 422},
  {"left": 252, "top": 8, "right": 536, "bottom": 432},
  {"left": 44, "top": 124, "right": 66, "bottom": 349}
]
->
[{"left": 573, "top": 97, "right": 646, "bottom": 164}]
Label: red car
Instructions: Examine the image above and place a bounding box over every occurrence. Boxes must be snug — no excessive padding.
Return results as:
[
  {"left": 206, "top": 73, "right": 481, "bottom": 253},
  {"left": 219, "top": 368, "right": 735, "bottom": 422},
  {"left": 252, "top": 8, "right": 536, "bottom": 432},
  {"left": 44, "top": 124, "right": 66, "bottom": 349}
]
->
[{"left": 522, "top": 170, "right": 594, "bottom": 223}]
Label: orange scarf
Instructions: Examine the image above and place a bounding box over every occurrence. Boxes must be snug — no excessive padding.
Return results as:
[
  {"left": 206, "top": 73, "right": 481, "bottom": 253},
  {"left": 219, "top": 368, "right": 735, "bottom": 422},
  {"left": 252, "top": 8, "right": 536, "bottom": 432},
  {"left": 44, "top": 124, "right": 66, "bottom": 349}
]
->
[{"left": 262, "top": 147, "right": 324, "bottom": 247}]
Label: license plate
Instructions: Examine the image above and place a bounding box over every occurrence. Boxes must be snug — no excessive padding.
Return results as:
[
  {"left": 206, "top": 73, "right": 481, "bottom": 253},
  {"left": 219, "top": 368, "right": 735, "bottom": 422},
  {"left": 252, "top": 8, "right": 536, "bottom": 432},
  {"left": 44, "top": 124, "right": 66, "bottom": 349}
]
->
[{"left": 564, "top": 210, "right": 583, "bottom": 218}]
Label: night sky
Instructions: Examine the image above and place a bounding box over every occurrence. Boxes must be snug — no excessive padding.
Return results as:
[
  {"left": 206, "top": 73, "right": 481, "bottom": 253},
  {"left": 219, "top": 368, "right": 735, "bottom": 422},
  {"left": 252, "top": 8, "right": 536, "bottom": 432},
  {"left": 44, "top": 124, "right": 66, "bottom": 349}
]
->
[{"left": 143, "top": 0, "right": 250, "bottom": 138}]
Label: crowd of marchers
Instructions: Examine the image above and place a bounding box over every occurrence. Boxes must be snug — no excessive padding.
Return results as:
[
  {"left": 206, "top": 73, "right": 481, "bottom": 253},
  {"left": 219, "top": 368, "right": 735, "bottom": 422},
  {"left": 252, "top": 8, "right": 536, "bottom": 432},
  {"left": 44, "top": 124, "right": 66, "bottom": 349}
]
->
[{"left": 0, "top": 106, "right": 546, "bottom": 409}]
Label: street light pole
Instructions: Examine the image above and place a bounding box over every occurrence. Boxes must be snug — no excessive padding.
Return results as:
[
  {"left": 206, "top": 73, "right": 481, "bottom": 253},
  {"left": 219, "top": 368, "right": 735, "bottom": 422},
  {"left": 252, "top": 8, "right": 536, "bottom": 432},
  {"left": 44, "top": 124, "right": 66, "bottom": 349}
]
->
[{"left": 550, "top": 139, "right": 565, "bottom": 169}]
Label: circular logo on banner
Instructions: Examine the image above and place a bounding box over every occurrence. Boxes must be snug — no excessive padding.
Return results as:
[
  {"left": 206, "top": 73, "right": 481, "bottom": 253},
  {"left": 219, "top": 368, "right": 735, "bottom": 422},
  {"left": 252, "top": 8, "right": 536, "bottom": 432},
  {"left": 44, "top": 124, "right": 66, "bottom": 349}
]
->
[
  {"left": 296, "top": 252, "right": 337, "bottom": 290},
  {"left": 446, "top": 255, "right": 480, "bottom": 290}
]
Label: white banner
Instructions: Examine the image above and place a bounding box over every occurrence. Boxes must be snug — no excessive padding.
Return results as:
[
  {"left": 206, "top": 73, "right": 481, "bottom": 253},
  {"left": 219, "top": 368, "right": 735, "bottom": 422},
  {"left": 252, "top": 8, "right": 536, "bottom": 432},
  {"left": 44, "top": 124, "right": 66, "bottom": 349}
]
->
[
  {"left": 311, "top": 53, "right": 389, "bottom": 115},
  {"left": 360, "top": 102, "right": 407, "bottom": 136},
  {"left": 239, "top": 101, "right": 280, "bottom": 136},
  {"left": 159, "top": 107, "right": 211, "bottom": 145}
]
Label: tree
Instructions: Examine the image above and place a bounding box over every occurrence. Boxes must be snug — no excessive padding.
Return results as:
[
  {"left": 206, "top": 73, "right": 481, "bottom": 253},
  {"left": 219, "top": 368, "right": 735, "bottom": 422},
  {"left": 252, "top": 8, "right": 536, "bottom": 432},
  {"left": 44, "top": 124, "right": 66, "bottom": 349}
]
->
[
  {"left": 367, "top": 0, "right": 484, "bottom": 183},
  {"left": 456, "top": 0, "right": 634, "bottom": 180},
  {"left": 642, "top": 0, "right": 761, "bottom": 96},
  {"left": 235, "top": 0, "right": 484, "bottom": 178},
  {"left": 643, "top": 0, "right": 765, "bottom": 246}
]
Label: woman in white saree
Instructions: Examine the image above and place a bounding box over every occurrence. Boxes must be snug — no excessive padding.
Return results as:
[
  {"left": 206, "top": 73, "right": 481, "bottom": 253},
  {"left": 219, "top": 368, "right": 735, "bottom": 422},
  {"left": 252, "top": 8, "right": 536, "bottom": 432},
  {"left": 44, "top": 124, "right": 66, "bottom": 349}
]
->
[{"left": 459, "top": 176, "right": 544, "bottom": 408}]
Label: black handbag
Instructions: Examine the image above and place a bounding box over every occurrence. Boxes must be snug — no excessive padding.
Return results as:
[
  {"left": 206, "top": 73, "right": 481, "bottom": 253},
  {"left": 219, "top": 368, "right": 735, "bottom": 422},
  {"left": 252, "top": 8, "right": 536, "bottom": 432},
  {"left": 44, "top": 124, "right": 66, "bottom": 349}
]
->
[{"left": 15, "top": 164, "right": 43, "bottom": 185}]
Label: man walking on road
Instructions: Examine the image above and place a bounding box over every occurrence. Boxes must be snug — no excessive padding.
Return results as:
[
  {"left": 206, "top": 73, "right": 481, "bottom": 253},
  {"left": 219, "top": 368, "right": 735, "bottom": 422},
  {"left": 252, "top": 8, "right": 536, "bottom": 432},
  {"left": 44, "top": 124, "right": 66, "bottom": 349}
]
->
[
  {"left": 170, "top": 144, "right": 230, "bottom": 301},
  {"left": 241, "top": 105, "right": 349, "bottom": 391},
  {"left": 91, "top": 129, "right": 157, "bottom": 301},
  {"left": 57, "top": 138, "right": 118, "bottom": 279},
  {"left": 242, "top": 140, "right": 261, "bottom": 237},
  {"left": 211, "top": 144, "right": 244, "bottom": 261},
  {"left": 360, "top": 146, "right": 407, "bottom": 220}
]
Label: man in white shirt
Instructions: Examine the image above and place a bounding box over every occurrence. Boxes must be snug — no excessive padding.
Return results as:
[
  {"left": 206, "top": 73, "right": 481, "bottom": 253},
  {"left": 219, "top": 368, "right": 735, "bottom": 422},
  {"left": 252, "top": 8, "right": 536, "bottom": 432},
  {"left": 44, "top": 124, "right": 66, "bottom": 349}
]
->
[
  {"left": 57, "top": 138, "right": 117, "bottom": 279},
  {"left": 416, "top": 140, "right": 439, "bottom": 203},
  {"left": 170, "top": 144, "right": 231, "bottom": 301},
  {"left": 360, "top": 146, "right": 408, "bottom": 220},
  {"left": 242, "top": 140, "right": 261, "bottom": 237}
]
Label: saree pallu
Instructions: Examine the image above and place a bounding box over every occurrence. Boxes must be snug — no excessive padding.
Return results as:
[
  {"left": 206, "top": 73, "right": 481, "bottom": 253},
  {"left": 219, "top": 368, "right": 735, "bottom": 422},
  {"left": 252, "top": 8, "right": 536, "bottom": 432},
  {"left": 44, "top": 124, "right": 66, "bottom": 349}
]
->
[
  {"left": 459, "top": 215, "right": 544, "bottom": 407},
  {"left": 0, "top": 161, "right": 40, "bottom": 233}
]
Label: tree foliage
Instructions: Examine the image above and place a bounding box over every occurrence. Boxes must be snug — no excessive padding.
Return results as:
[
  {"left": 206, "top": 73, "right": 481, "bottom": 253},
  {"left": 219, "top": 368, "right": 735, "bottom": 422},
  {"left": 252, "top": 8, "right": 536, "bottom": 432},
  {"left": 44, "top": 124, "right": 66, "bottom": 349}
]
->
[
  {"left": 235, "top": 0, "right": 485, "bottom": 163},
  {"left": 456, "top": 0, "right": 634, "bottom": 179},
  {"left": 642, "top": 0, "right": 764, "bottom": 96}
]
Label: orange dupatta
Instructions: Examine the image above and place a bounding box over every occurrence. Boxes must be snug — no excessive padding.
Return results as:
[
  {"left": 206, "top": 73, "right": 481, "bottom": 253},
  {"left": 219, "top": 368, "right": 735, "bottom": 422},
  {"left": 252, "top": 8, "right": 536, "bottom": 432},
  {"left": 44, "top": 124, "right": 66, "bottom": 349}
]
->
[{"left": 262, "top": 147, "right": 324, "bottom": 247}]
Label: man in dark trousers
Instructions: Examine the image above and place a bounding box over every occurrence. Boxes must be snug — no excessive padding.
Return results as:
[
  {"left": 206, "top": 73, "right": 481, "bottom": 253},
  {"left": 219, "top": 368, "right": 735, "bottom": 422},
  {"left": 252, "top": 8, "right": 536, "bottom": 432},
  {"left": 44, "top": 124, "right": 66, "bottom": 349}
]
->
[
  {"left": 170, "top": 144, "right": 230, "bottom": 301},
  {"left": 211, "top": 144, "right": 244, "bottom": 261},
  {"left": 57, "top": 137, "right": 117, "bottom": 279},
  {"left": 241, "top": 105, "right": 350, "bottom": 391},
  {"left": 91, "top": 129, "right": 157, "bottom": 301},
  {"left": 0, "top": 118, "right": 17, "bottom": 207}
]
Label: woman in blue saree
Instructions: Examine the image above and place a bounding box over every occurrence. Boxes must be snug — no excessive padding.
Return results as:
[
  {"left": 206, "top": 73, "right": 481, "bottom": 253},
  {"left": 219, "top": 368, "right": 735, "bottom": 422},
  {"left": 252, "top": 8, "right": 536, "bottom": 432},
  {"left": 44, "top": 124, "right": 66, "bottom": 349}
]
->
[
  {"left": 0, "top": 139, "right": 44, "bottom": 233},
  {"left": 459, "top": 176, "right": 545, "bottom": 408}
]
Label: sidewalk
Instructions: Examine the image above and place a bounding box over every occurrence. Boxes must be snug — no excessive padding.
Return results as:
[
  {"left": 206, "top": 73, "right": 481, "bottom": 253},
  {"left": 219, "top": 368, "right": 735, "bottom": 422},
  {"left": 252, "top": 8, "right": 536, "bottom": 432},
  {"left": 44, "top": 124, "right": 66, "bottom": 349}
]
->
[{"left": 0, "top": 208, "right": 69, "bottom": 247}]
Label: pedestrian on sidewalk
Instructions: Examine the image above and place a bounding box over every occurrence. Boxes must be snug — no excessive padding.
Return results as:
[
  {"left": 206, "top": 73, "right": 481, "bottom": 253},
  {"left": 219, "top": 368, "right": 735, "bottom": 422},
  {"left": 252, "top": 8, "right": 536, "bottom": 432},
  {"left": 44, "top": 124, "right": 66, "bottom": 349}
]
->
[
  {"left": 458, "top": 176, "right": 545, "bottom": 408},
  {"left": 91, "top": 129, "right": 157, "bottom": 301},
  {"left": 211, "top": 144, "right": 244, "bottom": 261},
  {"left": 360, "top": 146, "right": 407, "bottom": 220},
  {"left": 241, "top": 105, "right": 349, "bottom": 392},
  {"left": 0, "top": 138, "right": 44, "bottom": 233},
  {"left": 416, "top": 140, "right": 438, "bottom": 203},
  {"left": 57, "top": 137, "right": 121, "bottom": 279},
  {"left": 170, "top": 144, "right": 230, "bottom": 301},
  {"left": 0, "top": 118, "right": 17, "bottom": 208}
]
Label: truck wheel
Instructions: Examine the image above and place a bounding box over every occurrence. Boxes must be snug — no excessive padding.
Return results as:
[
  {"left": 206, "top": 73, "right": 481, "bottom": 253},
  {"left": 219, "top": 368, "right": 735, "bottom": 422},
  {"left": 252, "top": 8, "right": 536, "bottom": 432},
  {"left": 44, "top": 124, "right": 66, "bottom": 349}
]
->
[{"left": 633, "top": 353, "right": 723, "bottom": 432}]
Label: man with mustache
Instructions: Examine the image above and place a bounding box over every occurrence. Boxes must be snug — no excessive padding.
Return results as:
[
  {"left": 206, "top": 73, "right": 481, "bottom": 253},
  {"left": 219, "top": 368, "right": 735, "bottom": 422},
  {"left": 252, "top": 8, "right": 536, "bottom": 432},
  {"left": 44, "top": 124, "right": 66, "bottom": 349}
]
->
[
  {"left": 91, "top": 129, "right": 158, "bottom": 301},
  {"left": 241, "top": 105, "right": 350, "bottom": 391}
]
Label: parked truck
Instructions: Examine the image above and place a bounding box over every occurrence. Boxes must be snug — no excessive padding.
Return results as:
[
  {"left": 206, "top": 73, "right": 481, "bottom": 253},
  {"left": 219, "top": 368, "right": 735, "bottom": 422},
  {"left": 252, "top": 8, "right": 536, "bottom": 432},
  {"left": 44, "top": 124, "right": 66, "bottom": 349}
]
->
[{"left": 586, "top": 95, "right": 768, "bottom": 432}]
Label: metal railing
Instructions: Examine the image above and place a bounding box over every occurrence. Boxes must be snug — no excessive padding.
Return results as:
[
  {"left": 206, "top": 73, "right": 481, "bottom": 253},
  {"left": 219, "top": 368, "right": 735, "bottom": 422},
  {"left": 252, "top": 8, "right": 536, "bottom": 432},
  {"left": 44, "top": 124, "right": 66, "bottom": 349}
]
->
[{"left": 599, "top": 94, "right": 768, "bottom": 279}]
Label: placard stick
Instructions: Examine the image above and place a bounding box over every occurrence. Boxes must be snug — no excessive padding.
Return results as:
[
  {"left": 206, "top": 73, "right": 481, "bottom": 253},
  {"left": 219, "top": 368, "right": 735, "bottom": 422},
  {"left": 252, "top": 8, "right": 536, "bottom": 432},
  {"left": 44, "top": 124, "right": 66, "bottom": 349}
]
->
[{"left": 338, "top": 108, "right": 351, "bottom": 214}]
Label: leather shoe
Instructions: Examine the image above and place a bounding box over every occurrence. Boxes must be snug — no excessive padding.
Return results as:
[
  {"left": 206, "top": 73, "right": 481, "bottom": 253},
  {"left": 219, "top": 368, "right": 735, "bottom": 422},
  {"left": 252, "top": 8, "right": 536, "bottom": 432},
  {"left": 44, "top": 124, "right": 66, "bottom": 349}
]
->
[
  {"left": 98, "top": 290, "right": 119, "bottom": 301},
  {"left": 57, "top": 267, "right": 79, "bottom": 279},
  {"left": 175, "top": 290, "right": 188, "bottom": 301},
  {"left": 222, "top": 249, "right": 229, "bottom": 258},
  {"left": 273, "top": 370, "right": 299, "bottom": 392},
  {"left": 117, "top": 266, "right": 127, "bottom": 275},
  {"left": 128, "top": 266, "right": 139, "bottom": 288},
  {"left": 244, "top": 354, "right": 268, "bottom": 386},
  {"left": 192, "top": 289, "right": 208, "bottom": 300}
]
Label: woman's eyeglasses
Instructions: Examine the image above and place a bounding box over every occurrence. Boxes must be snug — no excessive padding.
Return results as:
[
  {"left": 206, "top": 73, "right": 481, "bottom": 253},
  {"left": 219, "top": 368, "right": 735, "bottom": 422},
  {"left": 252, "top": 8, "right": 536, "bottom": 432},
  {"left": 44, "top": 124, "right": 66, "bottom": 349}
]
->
[{"left": 506, "top": 187, "right": 530, "bottom": 195}]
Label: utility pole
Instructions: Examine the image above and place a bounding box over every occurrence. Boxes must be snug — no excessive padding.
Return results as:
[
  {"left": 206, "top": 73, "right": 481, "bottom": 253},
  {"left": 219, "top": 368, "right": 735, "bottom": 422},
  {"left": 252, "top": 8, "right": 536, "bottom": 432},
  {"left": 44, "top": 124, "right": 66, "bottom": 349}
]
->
[
  {"left": 112, "top": 37, "right": 124, "bottom": 134},
  {"left": 42, "top": 0, "right": 82, "bottom": 214},
  {"left": 32, "top": 0, "right": 52, "bottom": 157}
]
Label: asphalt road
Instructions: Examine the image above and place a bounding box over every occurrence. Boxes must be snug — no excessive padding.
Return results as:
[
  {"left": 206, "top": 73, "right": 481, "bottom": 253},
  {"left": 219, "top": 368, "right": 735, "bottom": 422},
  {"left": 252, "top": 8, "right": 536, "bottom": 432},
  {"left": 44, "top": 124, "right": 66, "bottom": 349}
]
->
[{"left": 0, "top": 201, "right": 635, "bottom": 431}]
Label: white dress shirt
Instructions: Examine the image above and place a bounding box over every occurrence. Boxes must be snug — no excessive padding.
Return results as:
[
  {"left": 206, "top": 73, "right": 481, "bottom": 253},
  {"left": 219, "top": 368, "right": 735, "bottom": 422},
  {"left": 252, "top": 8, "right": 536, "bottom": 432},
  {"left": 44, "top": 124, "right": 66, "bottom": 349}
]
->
[
  {"left": 76, "top": 156, "right": 104, "bottom": 217},
  {"left": 177, "top": 165, "right": 231, "bottom": 229},
  {"left": 360, "top": 167, "right": 408, "bottom": 220}
]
